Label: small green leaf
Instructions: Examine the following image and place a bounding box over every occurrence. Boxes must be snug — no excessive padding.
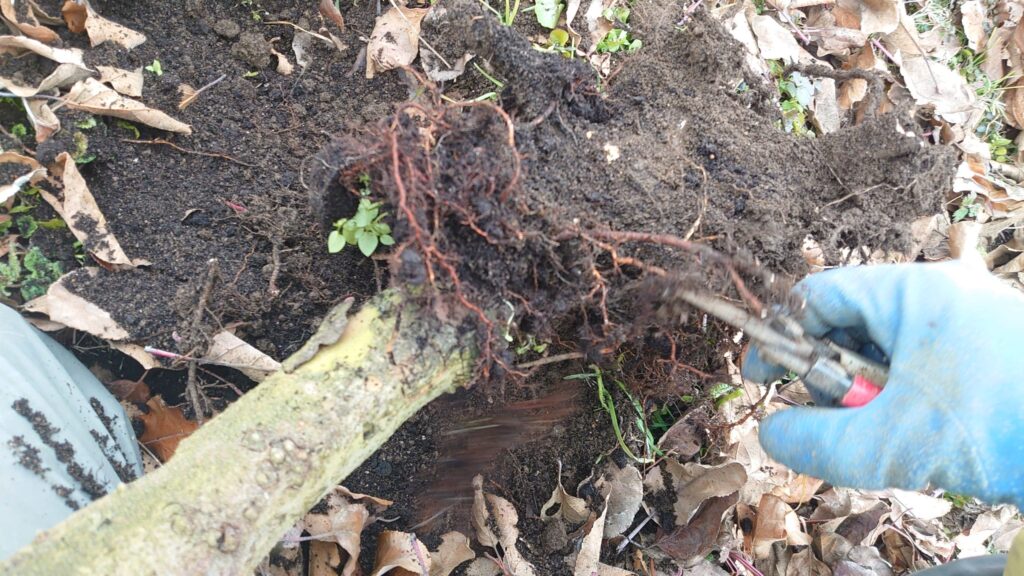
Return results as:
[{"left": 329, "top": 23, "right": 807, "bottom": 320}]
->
[
  {"left": 342, "top": 223, "right": 358, "bottom": 244},
  {"left": 627, "top": 38, "right": 643, "bottom": 53},
  {"left": 76, "top": 117, "right": 98, "bottom": 130},
  {"left": 328, "top": 230, "right": 346, "bottom": 253},
  {"left": 38, "top": 218, "right": 67, "bottom": 230},
  {"left": 10, "top": 123, "right": 27, "bottom": 139},
  {"left": 332, "top": 218, "right": 348, "bottom": 231},
  {"left": 145, "top": 60, "right": 163, "bottom": 76},
  {"left": 549, "top": 28, "right": 569, "bottom": 47},
  {"left": 16, "top": 215, "right": 37, "bottom": 238},
  {"left": 535, "top": 0, "right": 563, "bottom": 29},
  {"left": 354, "top": 207, "right": 376, "bottom": 227},
  {"left": 379, "top": 234, "right": 395, "bottom": 246},
  {"left": 243, "top": 70, "right": 259, "bottom": 78},
  {"left": 357, "top": 230, "right": 379, "bottom": 256}
]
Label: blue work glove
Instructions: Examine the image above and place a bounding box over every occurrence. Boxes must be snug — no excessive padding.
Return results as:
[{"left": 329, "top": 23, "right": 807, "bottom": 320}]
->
[{"left": 742, "top": 261, "right": 1024, "bottom": 507}]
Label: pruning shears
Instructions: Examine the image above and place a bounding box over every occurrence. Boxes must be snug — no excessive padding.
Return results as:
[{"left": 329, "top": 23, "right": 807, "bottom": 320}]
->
[{"left": 674, "top": 288, "right": 888, "bottom": 407}]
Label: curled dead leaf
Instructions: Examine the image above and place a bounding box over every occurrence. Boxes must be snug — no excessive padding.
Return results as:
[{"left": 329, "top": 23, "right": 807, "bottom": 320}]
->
[
  {"left": 25, "top": 99, "right": 60, "bottom": 143},
  {"left": 471, "top": 475, "right": 538, "bottom": 576},
  {"left": 592, "top": 461, "right": 643, "bottom": 537},
  {"left": 23, "top": 268, "right": 131, "bottom": 340},
  {"left": 540, "top": 461, "right": 590, "bottom": 524},
  {"left": 97, "top": 65, "right": 144, "bottom": 97},
  {"left": 429, "top": 532, "right": 474, "bottom": 576},
  {"left": 0, "top": 152, "right": 45, "bottom": 203},
  {"left": 366, "top": 5, "right": 429, "bottom": 78},
  {"left": 1, "top": 0, "right": 59, "bottom": 43},
  {"left": 319, "top": 0, "right": 345, "bottom": 32},
  {"left": 65, "top": 77, "right": 192, "bottom": 134},
  {"left": 654, "top": 492, "right": 739, "bottom": 561},
  {"left": 61, "top": 0, "right": 146, "bottom": 49},
  {"left": 300, "top": 486, "right": 392, "bottom": 576},
  {"left": 666, "top": 460, "right": 747, "bottom": 525},
  {"left": 40, "top": 152, "right": 149, "bottom": 269},
  {"left": 138, "top": 395, "right": 198, "bottom": 462},
  {"left": 0, "top": 35, "right": 90, "bottom": 96},
  {"left": 900, "top": 56, "right": 977, "bottom": 123},
  {"left": 371, "top": 531, "right": 432, "bottom": 575},
  {"left": 206, "top": 331, "right": 282, "bottom": 381}
]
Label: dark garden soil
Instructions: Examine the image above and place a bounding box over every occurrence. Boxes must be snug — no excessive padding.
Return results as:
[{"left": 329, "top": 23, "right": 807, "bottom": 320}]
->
[{"left": 29, "top": 0, "right": 955, "bottom": 571}]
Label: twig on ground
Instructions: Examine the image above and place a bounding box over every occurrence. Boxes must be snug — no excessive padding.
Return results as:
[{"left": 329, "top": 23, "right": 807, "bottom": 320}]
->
[
  {"left": 185, "top": 259, "right": 220, "bottom": 424},
  {"left": 515, "top": 351, "right": 586, "bottom": 370},
  {"left": 120, "top": 138, "right": 258, "bottom": 167},
  {"left": 178, "top": 73, "right": 227, "bottom": 110},
  {"left": 268, "top": 242, "right": 282, "bottom": 297}
]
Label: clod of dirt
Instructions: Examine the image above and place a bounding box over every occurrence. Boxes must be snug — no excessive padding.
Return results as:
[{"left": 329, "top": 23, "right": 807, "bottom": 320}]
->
[
  {"left": 311, "top": 0, "right": 955, "bottom": 382},
  {"left": 213, "top": 19, "right": 241, "bottom": 40},
  {"left": 231, "top": 32, "right": 271, "bottom": 68}
]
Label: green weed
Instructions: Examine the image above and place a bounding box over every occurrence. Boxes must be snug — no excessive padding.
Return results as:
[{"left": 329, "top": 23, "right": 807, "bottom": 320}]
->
[
  {"left": 952, "top": 192, "right": 980, "bottom": 222},
  {"left": 565, "top": 365, "right": 662, "bottom": 463},
  {"left": 328, "top": 197, "right": 395, "bottom": 256},
  {"left": 0, "top": 243, "right": 62, "bottom": 300},
  {"left": 534, "top": 0, "right": 563, "bottom": 29},
  {"left": 479, "top": 0, "right": 521, "bottom": 26},
  {"left": 115, "top": 120, "right": 141, "bottom": 139},
  {"left": 597, "top": 28, "right": 641, "bottom": 54},
  {"left": 145, "top": 59, "right": 163, "bottom": 76},
  {"left": 769, "top": 60, "right": 813, "bottom": 135}
]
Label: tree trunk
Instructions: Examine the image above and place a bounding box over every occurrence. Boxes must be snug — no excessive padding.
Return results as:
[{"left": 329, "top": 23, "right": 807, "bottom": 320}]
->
[{"left": 1, "top": 290, "right": 477, "bottom": 575}]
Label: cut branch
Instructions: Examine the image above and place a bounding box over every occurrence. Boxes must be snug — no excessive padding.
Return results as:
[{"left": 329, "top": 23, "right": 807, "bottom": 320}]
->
[{"left": 1, "top": 289, "right": 476, "bottom": 575}]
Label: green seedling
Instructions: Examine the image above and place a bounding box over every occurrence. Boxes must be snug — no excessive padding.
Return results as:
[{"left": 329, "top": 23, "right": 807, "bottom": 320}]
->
[
  {"left": 479, "top": 0, "right": 521, "bottom": 26},
  {"left": 566, "top": 365, "right": 663, "bottom": 463},
  {"left": 535, "top": 0, "right": 563, "bottom": 29},
  {"left": 145, "top": 60, "right": 163, "bottom": 76},
  {"left": 72, "top": 131, "right": 96, "bottom": 165},
  {"left": 769, "top": 60, "right": 813, "bottom": 135},
  {"left": 708, "top": 382, "right": 743, "bottom": 408},
  {"left": 75, "top": 117, "right": 98, "bottom": 130},
  {"left": 602, "top": 6, "right": 629, "bottom": 24},
  {"left": 513, "top": 334, "right": 548, "bottom": 356},
  {"left": 243, "top": 70, "right": 260, "bottom": 78},
  {"left": 0, "top": 243, "right": 62, "bottom": 300},
  {"left": 115, "top": 120, "right": 141, "bottom": 139},
  {"left": 596, "top": 28, "right": 642, "bottom": 54},
  {"left": 952, "top": 192, "right": 981, "bottom": 222},
  {"left": 328, "top": 198, "right": 395, "bottom": 257},
  {"left": 10, "top": 123, "right": 27, "bottom": 139},
  {"left": 72, "top": 240, "right": 86, "bottom": 264},
  {"left": 943, "top": 492, "right": 971, "bottom": 509}
]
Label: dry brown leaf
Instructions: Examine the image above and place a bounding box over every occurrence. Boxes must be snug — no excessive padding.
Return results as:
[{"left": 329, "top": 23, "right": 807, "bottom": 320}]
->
[
  {"left": 365, "top": 5, "right": 429, "bottom": 79},
  {"left": 309, "top": 541, "right": 343, "bottom": 576},
  {"left": 954, "top": 505, "right": 1024, "bottom": 557},
  {"left": 771, "top": 473, "right": 824, "bottom": 505},
  {"left": 948, "top": 220, "right": 982, "bottom": 261},
  {"left": 0, "top": 0, "right": 59, "bottom": 43},
  {"left": 28, "top": 0, "right": 62, "bottom": 24},
  {"left": 540, "top": 461, "right": 589, "bottom": 524},
  {"left": 23, "top": 268, "right": 131, "bottom": 339},
  {"left": 854, "top": 0, "right": 899, "bottom": 34},
  {"left": 65, "top": 77, "right": 192, "bottom": 134},
  {"left": 25, "top": 99, "right": 59, "bottom": 143},
  {"left": 666, "top": 461, "right": 747, "bottom": 525},
  {"left": 1006, "top": 78, "right": 1024, "bottom": 129},
  {"left": 750, "top": 14, "right": 805, "bottom": 63},
  {"left": 371, "top": 531, "right": 432, "bottom": 575},
  {"left": 961, "top": 0, "right": 986, "bottom": 51},
  {"left": 471, "top": 475, "right": 538, "bottom": 576},
  {"left": 657, "top": 414, "right": 702, "bottom": 460},
  {"left": 838, "top": 45, "right": 876, "bottom": 110},
  {"left": 271, "top": 44, "right": 294, "bottom": 76},
  {"left": 886, "top": 489, "right": 951, "bottom": 521},
  {"left": 207, "top": 331, "right": 282, "bottom": 381},
  {"left": 0, "top": 152, "right": 45, "bottom": 203},
  {"left": 292, "top": 27, "right": 317, "bottom": 69},
  {"left": 574, "top": 495, "right": 608, "bottom": 576},
  {"left": 0, "top": 35, "right": 90, "bottom": 96},
  {"left": 593, "top": 461, "right": 643, "bottom": 537},
  {"left": 786, "top": 547, "right": 830, "bottom": 575},
  {"left": 810, "top": 26, "right": 869, "bottom": 57},
  {"left": 752, "top": 494, "right": 790, "bottom": 559},
  {"left": 900, "top": 56, "right": 977, "bottom": 123},
  {"left": 138, "top": 395, "right": 199, "bottom": 462},
  {"left": 107, "top": 378, "right": 151, "bottom": 403},
  {"left": 41, "top": 152, "right": 148, "bottom": 269},
  {"left": 653, "top": 492, "right": 739, "bottom": 561},
  {"left": 429, "top": 532, "right": 474, "bottom": 576},
  {"left": 177, "top": 84, "right": 197, "bottom": 110},
  {"left": 584, "top": 0, "right": 614, "bottom": 49},
  {"left": 463, "top": 558, "right": 502, "bottom": 576},
  {"left": 319, "top": 0, "right": 346, "bottom": 32},
  {"left": 96, "top": 65, "right": 144, "bottom": 97},
  {"left": 881, "top": 529, "right": 917, "bottom": 573},
  {"left": 300, "top": 486, "right": 392, "bottom": 576},
  {"left": 836, "top": 501, "right": 889, "bottom": 546},
  {"left": 62, "top": 0, "right": 146, "bottom": 49}
]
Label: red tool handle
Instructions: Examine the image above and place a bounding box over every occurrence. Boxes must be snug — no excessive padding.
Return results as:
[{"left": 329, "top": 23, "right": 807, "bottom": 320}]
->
[{"left": 840, "top": 375, "right": 883, "bottom": 407}]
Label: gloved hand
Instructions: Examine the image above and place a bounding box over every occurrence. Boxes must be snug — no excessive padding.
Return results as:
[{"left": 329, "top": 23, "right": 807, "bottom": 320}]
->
[{"left": 742, "top": 261, "right": 1024, "bottom": 507}]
